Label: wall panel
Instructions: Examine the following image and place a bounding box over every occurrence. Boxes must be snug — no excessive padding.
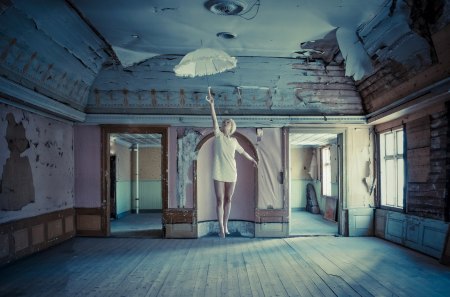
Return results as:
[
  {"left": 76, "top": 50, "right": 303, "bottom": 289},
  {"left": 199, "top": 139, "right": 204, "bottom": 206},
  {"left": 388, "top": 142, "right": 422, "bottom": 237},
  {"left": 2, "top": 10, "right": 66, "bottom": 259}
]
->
[{"left": 0, "top": 208, "right": 75, "bottom": 266}]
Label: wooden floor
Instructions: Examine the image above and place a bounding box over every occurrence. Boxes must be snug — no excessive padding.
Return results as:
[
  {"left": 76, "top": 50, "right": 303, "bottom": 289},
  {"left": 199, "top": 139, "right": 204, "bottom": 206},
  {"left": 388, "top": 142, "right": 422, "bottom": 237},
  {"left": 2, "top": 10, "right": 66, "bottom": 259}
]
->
[
  {"left": 110, "top": 210, "right": 338, "bottom": 238},
  {"left": 111, "top": 213, "right": 163, "bottom": 238},
  {"left": 1, "top": 236, "right": 450, "bottom": 296},
  {"left": 290, "top": 211, "right": 337, "bottom": 236}
]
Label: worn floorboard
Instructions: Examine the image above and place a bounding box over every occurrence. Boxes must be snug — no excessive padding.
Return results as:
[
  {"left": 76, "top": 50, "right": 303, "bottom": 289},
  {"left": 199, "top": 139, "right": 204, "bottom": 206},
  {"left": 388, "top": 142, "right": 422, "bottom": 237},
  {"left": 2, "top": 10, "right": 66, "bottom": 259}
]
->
[{"left": 1, "top": 236, "right": 450, "bottom": 297}]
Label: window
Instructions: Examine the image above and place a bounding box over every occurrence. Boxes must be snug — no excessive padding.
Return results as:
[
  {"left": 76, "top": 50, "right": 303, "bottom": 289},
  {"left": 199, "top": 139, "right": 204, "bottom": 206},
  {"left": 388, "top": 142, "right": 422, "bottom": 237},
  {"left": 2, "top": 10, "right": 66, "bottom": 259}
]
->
[
  {"left": 379, "top": 129, "right": 404, "bottom": 208},
  {"left": 321, "top": 146, "right": 331, "bottom": 196}
]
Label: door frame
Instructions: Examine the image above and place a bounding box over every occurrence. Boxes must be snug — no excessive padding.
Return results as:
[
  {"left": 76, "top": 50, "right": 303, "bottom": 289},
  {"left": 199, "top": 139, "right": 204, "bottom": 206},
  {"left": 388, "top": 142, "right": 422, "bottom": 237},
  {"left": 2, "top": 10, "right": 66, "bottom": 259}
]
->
[
  {"left": 100, "top": 125, "right": 169, "bottom": 236},
  {"left": 288, "top": 127, "right": 347, "bottom": 235}
]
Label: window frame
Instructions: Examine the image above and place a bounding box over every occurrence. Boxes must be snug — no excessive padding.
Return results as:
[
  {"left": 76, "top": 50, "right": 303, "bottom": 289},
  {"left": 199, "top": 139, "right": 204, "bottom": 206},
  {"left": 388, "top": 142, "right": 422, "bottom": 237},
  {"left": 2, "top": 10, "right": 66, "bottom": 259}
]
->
[
  {"left": 321, "top": 146, "right": 332, "bottom": 197},
  {"left": 378, "top": 127, "right": 406, "bottom": 211}
]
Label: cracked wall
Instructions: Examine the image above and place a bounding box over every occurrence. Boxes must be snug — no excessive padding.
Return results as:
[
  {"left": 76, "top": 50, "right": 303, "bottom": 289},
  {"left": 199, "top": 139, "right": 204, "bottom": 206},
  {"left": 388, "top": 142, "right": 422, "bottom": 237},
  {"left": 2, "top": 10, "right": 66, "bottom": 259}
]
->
[{"left": 0, "top": 103, "right": 74, "bottom": 224}]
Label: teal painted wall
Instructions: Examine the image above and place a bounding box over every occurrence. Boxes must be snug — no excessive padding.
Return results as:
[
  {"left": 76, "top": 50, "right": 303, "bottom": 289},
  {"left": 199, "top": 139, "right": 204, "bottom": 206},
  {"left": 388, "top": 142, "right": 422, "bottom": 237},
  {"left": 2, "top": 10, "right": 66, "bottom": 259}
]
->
[
  {"left": 291, "top": 179, "right": 323, "bottom": 211},
  {"left": 137, "top": 179, "right": 162, "bottom": 210},
  {"left": 116, "top": 180, "right": 132, "bottom": 215}
]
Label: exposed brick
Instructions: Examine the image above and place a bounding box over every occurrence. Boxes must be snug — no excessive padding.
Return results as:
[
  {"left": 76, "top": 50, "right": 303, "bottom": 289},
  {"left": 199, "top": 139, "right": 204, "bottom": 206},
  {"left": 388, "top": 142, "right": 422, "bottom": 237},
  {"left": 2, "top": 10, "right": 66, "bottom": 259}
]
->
[
  {"left": 430, "top": 149, "right": 447, "bottom": 159},
  {"left": 428, "top": 172, "right": 447, "bottom": 183},
  {"left": 408, "top": 182, "right": 446, "bottom": 192},
  {"left": 431, "top": 135, "right": 447, "bottom": 149},
  {"left": 431, "top": 128, "right": 448, "bottom": 137},
  {"left": 408, "top": 189, "right": 446, "bottom": 199},
  {"left": 407, "top": 209, "right": 444, "bottom": 220}
]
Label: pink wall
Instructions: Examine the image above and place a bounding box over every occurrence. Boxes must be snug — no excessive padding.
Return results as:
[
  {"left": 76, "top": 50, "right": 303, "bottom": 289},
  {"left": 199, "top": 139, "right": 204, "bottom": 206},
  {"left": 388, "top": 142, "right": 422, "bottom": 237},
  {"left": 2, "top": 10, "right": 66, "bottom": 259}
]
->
[
  {"left": 168, "top": 127, "right": 178, "bottom": 208},
  {"left": 197, "top": 132, "right": 256, "bottom": 222},
  {"left": 74, "top": 125, "right": 101, "bottom": 208}
]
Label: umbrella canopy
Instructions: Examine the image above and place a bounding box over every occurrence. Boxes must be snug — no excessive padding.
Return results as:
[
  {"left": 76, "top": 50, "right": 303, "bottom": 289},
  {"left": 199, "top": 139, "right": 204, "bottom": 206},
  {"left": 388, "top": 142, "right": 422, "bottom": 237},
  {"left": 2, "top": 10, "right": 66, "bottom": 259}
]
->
[{"left": 174, "top": 48, "right": 237, "bottom": 77}]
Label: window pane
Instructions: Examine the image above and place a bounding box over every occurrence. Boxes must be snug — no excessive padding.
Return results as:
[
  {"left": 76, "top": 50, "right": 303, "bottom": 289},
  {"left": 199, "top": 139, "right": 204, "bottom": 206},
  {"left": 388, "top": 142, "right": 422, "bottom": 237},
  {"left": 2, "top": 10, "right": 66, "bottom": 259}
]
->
[
  {"left": 380, "top": 152, "right": 386, "bottom": 206},
  {"left": 396, "top": 130, "right": 404, "bottom": 155},
  {"left": 385, "top": 133, "right": 394, "bottom": 156},
  {"left": 322, "top": 147, "right": 331, "bottom": 196},
  {"left": 385, "top": 159, "right": 395, "bottom": 206},
  {"left": 397, "top": 158, "right": 404, "bottom": 207},
  {"left": 380, "top": 134, "right": 385, "bottom": 158},
  {"left": 379, "top": 129, "right": 405, "bottom": 209}
]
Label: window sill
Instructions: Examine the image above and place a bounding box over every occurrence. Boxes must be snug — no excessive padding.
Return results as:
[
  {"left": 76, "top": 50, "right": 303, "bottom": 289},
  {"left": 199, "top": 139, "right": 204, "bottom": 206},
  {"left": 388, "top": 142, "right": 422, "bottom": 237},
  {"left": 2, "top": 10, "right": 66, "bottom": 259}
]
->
[{"left": 379, "top": 205, "right": 405, "bottom": 213}]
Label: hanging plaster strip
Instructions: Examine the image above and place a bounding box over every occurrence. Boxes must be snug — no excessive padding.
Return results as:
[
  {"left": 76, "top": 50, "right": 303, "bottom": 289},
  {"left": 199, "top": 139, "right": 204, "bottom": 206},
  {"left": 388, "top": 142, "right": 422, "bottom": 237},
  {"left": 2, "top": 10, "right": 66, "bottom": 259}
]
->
[{"left": 176, "top": 129, "right": 202, "bottom": 208}]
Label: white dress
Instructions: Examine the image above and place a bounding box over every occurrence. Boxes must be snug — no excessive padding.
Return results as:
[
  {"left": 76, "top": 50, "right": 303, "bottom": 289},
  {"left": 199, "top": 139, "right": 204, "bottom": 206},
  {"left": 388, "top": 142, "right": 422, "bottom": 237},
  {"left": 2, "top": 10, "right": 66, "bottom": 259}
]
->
[{"left": 212, "top": 127, "right": 244, "bottom": 182}]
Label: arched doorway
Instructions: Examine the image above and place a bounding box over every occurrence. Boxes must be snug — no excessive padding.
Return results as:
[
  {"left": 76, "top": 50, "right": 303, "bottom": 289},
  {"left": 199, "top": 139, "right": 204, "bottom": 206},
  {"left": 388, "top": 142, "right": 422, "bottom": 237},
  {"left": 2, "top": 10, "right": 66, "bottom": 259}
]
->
[{"left": 194, "top": 132, "right": 258, "bottom": 237}]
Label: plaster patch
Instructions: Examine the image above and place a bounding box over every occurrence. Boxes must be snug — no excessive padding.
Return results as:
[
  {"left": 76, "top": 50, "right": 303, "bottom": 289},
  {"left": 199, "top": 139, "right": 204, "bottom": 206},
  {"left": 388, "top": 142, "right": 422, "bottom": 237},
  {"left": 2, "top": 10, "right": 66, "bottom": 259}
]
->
[
  {"left": 0, "top": 104, "right": 74, "bottom": 223},
  {"left": 176, "top": 129, "right": 201, "bottom": 207},
  {"left": 0, "top": 113, "right": 35, "bottom": 211}
]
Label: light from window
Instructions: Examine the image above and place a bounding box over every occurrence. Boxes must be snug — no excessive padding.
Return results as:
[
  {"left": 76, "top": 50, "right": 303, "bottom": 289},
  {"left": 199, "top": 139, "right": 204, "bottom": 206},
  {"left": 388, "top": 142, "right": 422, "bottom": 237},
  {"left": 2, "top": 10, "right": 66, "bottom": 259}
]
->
[
  {"left": 379, "top": 129, "right": 404, "bottom": 208},
  {"left": 322, "top": 147, "right": 331, "bottom": 196}
]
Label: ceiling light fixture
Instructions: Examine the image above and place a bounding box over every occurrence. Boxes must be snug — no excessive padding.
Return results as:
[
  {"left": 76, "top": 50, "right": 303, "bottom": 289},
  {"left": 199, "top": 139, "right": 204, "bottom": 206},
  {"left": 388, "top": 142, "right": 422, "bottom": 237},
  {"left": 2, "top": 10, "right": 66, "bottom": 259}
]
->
[
  {"left": 216, "top": 32, "right": 237, "bottom": 39},
  {"left": 204, "top": 0, "right": 260, "bottom": 20},
  {"left": 204, "top": 0, "right": 248, "bottom": 15}
]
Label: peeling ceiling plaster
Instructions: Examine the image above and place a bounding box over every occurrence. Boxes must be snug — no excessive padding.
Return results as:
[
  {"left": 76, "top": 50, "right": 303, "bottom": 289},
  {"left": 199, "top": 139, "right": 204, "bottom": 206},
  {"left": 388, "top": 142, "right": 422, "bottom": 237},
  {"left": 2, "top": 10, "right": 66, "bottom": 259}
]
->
[
  {"left": 71, "top": 0, "right": 387, "bottom": 78},
  {"left": 1, "top": 0, "right": 448, "bottom": 118}
]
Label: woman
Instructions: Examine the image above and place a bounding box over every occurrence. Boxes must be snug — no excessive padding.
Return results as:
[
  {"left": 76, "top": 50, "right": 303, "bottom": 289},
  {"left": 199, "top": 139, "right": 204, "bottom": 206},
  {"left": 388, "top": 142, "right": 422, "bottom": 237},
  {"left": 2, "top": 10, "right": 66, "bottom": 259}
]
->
[{"left": 206, "top": 87, "right": 258, "bottom": 238}]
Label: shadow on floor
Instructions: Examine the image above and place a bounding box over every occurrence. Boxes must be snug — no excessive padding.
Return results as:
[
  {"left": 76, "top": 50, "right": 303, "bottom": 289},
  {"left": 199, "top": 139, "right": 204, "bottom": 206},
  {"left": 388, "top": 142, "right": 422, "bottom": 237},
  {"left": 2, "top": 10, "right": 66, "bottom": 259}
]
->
[
  {"left": 110, "top": 211, "right": 338, "bottom": 238},
  {"left": 289, "top": 210, "right": 338, "bottom": 236},
  {"left": 111, "top": 212, "right": 163, "bottom": 238}
]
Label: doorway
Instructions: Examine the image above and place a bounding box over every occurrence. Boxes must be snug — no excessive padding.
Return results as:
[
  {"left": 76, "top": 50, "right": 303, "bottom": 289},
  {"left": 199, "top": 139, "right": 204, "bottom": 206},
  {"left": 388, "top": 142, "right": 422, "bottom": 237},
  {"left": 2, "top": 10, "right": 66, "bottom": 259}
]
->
[
  {"left": 101, "top": 126, "right": 168, "bottom": 238},
  {"left": 289, "top": 131, "right": 342, "bottom": 236}
]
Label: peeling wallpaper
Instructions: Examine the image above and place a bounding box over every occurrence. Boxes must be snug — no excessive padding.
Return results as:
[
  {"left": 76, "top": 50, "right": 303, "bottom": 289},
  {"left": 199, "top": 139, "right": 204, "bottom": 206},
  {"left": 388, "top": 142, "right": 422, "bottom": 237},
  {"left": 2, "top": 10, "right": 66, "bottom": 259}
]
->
[{"left": 0, "top": 103, "right": 74, "bottom": 223}]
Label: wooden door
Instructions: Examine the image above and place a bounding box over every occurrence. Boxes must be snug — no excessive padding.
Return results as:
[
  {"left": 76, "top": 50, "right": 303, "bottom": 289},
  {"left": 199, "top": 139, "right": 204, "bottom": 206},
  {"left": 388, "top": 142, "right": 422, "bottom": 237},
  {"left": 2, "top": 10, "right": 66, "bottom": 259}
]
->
[{"left": 110, "top": 155, "right": 117, "bottom": 219}]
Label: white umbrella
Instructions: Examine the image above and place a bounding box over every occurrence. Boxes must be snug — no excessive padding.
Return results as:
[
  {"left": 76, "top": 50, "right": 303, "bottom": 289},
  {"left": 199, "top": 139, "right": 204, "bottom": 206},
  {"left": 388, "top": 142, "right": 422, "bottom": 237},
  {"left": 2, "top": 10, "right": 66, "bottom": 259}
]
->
[{"left": 174, "top": 48, "right": 237, "bottom": 77}]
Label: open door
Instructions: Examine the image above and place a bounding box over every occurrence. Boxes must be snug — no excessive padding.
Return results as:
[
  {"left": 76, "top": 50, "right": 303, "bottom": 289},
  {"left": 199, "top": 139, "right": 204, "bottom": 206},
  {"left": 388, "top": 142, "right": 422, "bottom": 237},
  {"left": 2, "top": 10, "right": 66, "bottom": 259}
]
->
[
  {"left": 101, "top": 126, "right": 168, "bottom": 237},
  {"left": 288, "top": 129, "right": 341, "bottom": 236}
]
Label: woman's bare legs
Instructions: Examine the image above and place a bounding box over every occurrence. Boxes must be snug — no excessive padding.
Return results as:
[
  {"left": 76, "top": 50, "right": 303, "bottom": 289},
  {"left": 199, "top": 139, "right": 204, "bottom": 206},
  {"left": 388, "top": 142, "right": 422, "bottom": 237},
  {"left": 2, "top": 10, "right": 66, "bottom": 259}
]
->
[
  {"left": 214, "top": 180, "right": 236, "bottom": 237},
  {"left": 214, "top": 180, "right": 225, "bottom": 237},
  {"left": 223, "top": 181, "right": 236, "bottom": 234}
]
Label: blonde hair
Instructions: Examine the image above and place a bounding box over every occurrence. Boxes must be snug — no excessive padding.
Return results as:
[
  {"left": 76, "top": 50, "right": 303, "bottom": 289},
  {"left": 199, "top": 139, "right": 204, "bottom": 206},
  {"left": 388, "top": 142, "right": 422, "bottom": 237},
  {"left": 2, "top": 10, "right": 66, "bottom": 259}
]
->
[{"left": 222, "top": 118, "right": 236, "bottom": 135}]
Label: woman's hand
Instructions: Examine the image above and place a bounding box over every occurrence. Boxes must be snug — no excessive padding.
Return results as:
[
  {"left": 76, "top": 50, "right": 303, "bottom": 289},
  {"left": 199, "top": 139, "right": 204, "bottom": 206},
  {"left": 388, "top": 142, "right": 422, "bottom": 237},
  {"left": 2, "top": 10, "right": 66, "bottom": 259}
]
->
[
  {"left": 243, "top": 152, "right": 258, "bottom": 167},
  {"left": 205, "top": 87, "right": 214, "bottom": 105}
]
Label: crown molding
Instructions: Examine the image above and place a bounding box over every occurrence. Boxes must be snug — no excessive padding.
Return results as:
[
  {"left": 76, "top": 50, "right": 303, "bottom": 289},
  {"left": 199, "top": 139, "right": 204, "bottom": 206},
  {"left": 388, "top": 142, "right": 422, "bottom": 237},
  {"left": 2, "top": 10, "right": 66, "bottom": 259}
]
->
[
  {"left": 83, "top": 114, "right": 367, "bottom": 127},
  {"left": 367, "top": 76, "right": 450, "bottom": 125},
  {"left": 0, "top": 76, "right": 86, "bottom": 122}
]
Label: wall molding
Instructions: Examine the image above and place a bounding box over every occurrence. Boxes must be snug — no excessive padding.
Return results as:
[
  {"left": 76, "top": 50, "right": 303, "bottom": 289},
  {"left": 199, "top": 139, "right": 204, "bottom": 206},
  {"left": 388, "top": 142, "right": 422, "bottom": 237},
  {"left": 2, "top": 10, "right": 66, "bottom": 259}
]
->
[
  {"left": 375, "top": 209, "right": 449, "bottom": 260},
  {"left": 75, "top": 208, "right": 105, "bottom": 237},
  {"left": 0, "top": 76, "right": 86, "bottom": 122},
  {"left": 163, "top": 208, "right": 197, "bottom": 238},
  {"left": 0, "top": 208, "right": 75, "bottom": 266},
  {"left": 84, "top": 114, "right": 367, "bottom": 127},
  {"left": 255, "top": 209, "right": 290, "bottom": 237},
  {"left": 367, "top": 77, "right": 450, "bottom": 125}
]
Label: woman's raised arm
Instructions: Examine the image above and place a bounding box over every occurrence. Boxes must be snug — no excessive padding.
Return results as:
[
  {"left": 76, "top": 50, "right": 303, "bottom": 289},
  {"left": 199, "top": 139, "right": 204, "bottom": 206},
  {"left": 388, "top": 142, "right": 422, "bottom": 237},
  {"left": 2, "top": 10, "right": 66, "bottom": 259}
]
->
[{"left": 206, "top": 87, "right": 219, "bottom": 132}]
